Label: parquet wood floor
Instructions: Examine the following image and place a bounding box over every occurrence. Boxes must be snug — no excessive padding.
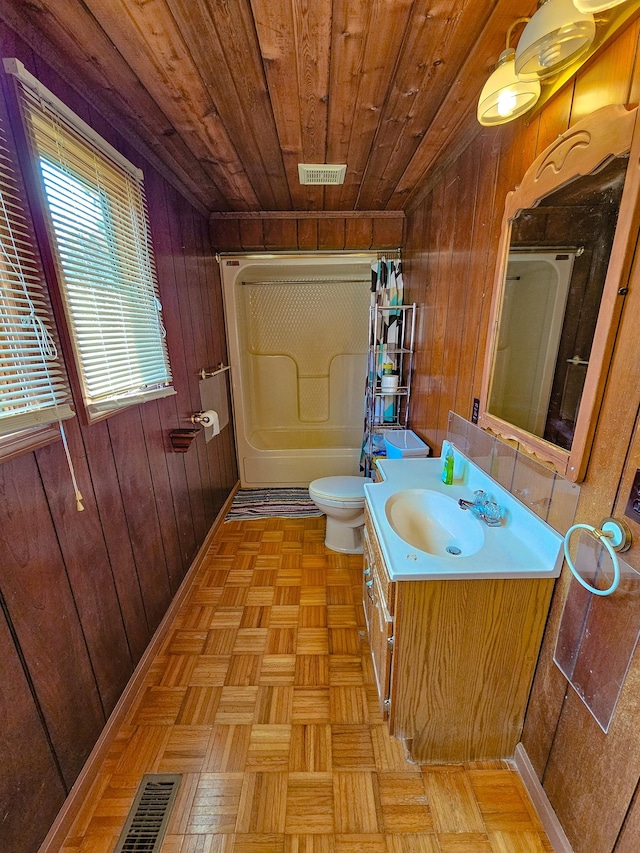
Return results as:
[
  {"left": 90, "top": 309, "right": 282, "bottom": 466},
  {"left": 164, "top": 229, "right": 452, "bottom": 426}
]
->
[{"left": 60, "top": 517, "right": 553, "bottom": 853}]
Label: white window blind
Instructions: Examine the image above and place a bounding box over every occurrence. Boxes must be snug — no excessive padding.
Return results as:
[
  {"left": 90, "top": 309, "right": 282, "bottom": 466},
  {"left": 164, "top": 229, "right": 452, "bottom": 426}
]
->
[
  {"left": 0, "top": 100, "right": 73, "bottom": 438},
  {"left": 5, "top": 58, "right": 174, "bottom": 418}
]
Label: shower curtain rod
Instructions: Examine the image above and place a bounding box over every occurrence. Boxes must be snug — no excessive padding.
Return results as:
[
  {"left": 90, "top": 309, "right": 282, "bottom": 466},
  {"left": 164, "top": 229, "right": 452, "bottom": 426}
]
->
[
  {"left": 508, "top": 245, "right": 583, "bottom": 255},
  {"left": 215, "top": 250, "right": 379, "bottom": 261},
  {"left": 241, "top": 277, "right": 371, "bottom": 286}
]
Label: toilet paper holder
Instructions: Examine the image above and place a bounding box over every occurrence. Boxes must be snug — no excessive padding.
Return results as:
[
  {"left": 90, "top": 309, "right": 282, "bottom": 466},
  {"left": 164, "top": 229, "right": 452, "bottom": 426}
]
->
[
  {"left": 191, "top": 410, "right": 218, "bottom": 428},
  {"left": 169, "top": 410, "right": 220, "bottom": 453}
]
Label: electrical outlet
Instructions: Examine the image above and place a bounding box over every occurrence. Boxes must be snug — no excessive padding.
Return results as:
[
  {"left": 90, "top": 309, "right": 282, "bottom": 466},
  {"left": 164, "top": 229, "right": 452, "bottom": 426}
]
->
[{"left": 624, "top": 468, "right": 640, "bottom": 524}]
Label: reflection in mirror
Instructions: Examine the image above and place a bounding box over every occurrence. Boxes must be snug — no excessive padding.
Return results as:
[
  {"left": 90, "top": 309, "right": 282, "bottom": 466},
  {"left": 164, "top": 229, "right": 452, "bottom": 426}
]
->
[
  {"left": 480, "top": 103, "right": 639, "bottom": 482},
  {"left": 488, "top": 156, "right": 626, "bottom": 451}
]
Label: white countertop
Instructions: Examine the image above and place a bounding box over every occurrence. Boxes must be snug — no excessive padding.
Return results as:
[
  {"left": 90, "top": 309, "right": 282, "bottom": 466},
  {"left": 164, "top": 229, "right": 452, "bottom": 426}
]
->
[{"left": 364, "top": 443, "right": 563, "bottom": 581}]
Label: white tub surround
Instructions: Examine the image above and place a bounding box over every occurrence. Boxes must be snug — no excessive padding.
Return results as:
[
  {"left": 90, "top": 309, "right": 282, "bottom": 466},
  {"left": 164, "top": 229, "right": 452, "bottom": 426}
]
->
[{"left": 220, "top": 253, "right": 375, "bottom": 487}]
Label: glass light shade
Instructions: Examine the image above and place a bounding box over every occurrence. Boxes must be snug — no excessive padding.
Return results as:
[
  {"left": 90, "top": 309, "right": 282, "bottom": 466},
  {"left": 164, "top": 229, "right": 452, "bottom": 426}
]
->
[
  {"left": 573, "top": 0, "right": 627, "bottom": 10},
  {"left": 477, "top": 49, "right": 541, "bottom": 126},
  {"left": 515, "top": 0, "right": 596, "bottom": 81}
]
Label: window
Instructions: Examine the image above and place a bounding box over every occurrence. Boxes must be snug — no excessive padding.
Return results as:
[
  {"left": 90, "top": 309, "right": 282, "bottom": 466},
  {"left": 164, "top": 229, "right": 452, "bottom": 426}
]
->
[
  {"left": 5, "top": 58, "right": 174, "bottom": 421},
  {"left": 0, "top": 90, "right": 73, "bottom": 459}
]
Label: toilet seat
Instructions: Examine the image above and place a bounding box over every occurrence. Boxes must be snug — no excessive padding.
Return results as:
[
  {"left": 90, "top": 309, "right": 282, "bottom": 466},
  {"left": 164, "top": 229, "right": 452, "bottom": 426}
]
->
[
  {"left": 309, "top": 475, "right": 370, "bottom": 506},
  {"left": 308, "top": 475, "right": 372, "bottom": 554}
]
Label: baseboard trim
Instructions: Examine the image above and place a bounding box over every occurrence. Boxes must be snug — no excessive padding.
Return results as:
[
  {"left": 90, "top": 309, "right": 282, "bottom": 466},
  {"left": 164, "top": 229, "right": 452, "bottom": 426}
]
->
[
  {"left": 514, "top": 742, "right": 574, "bottom": 853},
  {"left": 37, "top": 482, "right": 240, "bottom": 853}
]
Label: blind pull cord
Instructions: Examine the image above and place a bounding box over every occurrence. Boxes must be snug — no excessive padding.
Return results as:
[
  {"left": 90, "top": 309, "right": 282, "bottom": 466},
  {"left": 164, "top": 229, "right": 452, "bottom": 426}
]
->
[
  {"left": 2, "top": 180, "right": 83, "bottom": 511},
  {"left": 31, "top": 313, "right": 83, "bottom": 512},
  {"left": 58, "top": 420, "right": 84, "bottom": 511}
]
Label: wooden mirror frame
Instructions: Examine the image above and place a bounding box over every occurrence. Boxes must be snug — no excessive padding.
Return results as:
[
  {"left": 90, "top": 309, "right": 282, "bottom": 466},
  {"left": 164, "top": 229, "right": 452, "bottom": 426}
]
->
[{"left": 479, "top": 104, "right": 640, "bottom": 483}]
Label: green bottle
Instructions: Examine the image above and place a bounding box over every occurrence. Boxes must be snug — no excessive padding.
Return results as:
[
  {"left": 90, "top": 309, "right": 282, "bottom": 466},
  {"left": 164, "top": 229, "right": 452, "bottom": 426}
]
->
[{"left": 441, "top": 446, "right": 454, "bottom": 485}]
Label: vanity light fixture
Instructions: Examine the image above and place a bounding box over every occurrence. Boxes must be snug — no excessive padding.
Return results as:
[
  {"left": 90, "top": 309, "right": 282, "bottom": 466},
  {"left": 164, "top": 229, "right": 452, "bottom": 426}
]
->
[
  {"left": 477, "top": 18, "right": 541, "bottom": 126},
  {"left": 573, "top": 0, "right": 628, "bottom": 11},
  {"left": 514, "top": 0, "right": 596, "bottom": 81}
]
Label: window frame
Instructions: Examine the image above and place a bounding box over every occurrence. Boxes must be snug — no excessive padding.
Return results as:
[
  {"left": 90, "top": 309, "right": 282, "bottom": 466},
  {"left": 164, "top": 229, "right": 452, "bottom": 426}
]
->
[{"left": 4, "top": 58, "right": 174, "bottom": 426}]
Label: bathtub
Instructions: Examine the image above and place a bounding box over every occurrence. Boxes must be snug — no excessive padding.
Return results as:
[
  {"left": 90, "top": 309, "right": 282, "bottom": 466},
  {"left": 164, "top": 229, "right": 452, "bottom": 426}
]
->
[{"left": 220, "top": 252, "right": 376, "bottom": 487}]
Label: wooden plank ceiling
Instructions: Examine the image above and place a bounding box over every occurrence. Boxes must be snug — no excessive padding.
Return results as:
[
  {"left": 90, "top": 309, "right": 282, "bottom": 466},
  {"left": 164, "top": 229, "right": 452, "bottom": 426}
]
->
[{"left": 0, "top": 0, "right": 535, "bottom": 213}]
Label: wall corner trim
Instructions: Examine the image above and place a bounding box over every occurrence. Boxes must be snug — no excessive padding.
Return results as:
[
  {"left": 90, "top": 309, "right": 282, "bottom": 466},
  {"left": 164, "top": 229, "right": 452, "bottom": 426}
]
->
[
  {"left": 36, "top": 482, "right": 241, "bottom": 853},
  {"left": 514, "top": 743, "right": 575, "bottom": 853}
]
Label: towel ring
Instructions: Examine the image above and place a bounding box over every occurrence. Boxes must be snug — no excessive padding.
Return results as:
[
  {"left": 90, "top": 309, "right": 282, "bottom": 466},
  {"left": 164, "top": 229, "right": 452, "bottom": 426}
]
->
[{"left": 563, "top": 518, "right": 631, "bottom": 597}]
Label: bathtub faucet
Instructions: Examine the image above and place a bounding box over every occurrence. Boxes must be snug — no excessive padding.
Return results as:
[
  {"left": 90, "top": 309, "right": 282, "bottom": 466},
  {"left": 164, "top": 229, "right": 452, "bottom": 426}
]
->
[{"left": 458, "top": 490, "right": 503, "bottom": 527}]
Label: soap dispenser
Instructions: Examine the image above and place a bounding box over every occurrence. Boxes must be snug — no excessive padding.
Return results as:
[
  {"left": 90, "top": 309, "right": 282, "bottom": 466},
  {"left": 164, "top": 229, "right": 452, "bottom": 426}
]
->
[{"left": 441, "top": 446, "right": 454, "bottom": 485}]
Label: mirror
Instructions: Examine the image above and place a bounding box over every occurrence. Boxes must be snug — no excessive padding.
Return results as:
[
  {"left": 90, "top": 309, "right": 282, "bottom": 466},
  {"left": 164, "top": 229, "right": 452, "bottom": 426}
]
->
[
  {"left": 480, "top": 105, "right": 640, "bottom": 482},
  {"left": 489, "top": 158, "right": 626, "bottom": 448}
]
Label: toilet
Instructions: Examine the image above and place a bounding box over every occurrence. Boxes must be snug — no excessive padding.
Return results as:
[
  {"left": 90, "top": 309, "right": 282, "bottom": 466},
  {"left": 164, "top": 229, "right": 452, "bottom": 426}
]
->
[{"left": 308, "top": 475, "right": 372, "bottom": 554}]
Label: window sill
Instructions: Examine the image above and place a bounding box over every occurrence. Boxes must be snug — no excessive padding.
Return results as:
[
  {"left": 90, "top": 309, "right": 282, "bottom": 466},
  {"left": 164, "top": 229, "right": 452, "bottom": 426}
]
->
[
  {"left": 0, "top": 422, "right": 62, "bottom": 463},
  {"left": 79, "top": 386, "right": 177, "bottom": 426}
]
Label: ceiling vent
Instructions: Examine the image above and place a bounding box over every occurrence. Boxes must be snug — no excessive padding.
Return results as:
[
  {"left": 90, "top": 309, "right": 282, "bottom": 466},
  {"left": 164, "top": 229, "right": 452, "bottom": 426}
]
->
[{"left": 298, "top": 163, "right": 347, "bottom": 185}]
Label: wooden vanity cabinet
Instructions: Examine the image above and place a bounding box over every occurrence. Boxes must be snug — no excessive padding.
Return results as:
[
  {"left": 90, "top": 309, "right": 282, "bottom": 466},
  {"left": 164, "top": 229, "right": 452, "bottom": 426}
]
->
[{"left": 363, "top": 507, "right": 555, "bottom": 763}]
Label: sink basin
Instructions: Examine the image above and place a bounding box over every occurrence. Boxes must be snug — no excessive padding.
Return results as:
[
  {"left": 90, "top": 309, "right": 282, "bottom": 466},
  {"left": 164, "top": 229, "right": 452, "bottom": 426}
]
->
[
  {"left": 384, "top": 488, "right": 485, "bottom": 557},
  {"left": 364, "top": 449, "right": 564, "bottom": 580}
]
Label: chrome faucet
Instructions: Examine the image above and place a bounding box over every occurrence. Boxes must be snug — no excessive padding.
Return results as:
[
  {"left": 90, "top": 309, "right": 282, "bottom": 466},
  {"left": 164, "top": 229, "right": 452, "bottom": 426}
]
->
[{"left": 458, "top": 490, "right": 503, "bottom": 527}]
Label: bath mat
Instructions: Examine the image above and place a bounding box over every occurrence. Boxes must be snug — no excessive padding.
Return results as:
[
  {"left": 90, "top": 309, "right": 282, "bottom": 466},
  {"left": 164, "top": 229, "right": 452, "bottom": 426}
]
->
[{"left": 225, "top": 488, "right": 322, "bottom": 521}]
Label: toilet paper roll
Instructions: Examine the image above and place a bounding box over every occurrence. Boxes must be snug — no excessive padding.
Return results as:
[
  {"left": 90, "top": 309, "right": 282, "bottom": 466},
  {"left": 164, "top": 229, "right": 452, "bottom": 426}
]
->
[
  {"left": 381, "top": 374, "right": 399, "bottom": 392},
  {"left": 200, "top": 410, "right": 220, "bottom": 434}
]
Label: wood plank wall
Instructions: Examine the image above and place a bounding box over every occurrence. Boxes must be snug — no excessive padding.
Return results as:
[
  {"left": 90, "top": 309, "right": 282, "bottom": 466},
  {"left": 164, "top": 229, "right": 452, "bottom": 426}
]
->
[
  {"left": 211, "top": 212, "right": 405, "bottom": 253},
  {"left": 403, "top": 22, "right": 640, "bottom": 853},
  {"left": 2, "top": 8, "right": 639, "bottom": 853},
  {"left": 0, "top": 25, "right": 238, "bottom": 853}
]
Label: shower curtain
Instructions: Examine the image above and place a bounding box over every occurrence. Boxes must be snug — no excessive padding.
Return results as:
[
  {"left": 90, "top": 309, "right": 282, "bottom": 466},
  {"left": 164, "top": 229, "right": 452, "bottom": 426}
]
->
[{"left": 361, "top": 254, "right": 404, "bottom": 473}]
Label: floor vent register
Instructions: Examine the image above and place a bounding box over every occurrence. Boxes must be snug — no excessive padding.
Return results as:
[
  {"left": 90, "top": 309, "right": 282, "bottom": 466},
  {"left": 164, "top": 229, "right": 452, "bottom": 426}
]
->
[{"left": 113, "top": 774, "right": 181, "bottom": 853}]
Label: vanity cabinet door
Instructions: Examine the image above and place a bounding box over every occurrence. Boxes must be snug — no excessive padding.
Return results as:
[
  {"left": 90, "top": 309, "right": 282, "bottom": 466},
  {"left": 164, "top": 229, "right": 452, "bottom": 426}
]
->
[{"left": 363, "top": 525, "right": 394, "bottom": 719}]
